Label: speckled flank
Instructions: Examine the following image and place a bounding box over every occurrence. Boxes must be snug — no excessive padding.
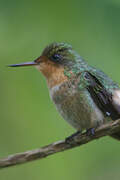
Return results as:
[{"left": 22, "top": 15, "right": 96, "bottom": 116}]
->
[{"left": 112, "top": 90, "right": 120, "bottom": 113}]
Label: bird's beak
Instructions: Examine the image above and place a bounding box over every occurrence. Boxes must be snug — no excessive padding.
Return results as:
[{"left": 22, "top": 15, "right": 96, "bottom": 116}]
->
[
  {"left": 8, "top": 61, "right": 38, "bottom": 67},
  {"left": 8, "top": 56, "right": 43, "bottom": 68}
]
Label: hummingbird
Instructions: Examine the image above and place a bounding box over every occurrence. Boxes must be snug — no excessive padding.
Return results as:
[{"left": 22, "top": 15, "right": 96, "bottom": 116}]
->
[{"left": 9, "top": 42, "right": 120, "bottom": 141}]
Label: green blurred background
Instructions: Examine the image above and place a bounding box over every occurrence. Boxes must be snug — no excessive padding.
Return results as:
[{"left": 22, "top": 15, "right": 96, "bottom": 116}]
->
[{"left": 1, "top": 0, "right": 120, "bottom": 179}]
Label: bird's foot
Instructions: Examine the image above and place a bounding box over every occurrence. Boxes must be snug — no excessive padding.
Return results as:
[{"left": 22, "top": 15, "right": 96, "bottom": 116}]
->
[
  {"left": 65, "top": 131, "right": 81, "bottom": 144},
  {"left": 86, "top": 128, "right": 95, "bottom": 136}
]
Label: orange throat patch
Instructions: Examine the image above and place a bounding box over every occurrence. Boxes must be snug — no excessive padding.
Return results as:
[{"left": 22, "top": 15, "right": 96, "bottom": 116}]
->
[{"left": 36, "top": 57, "right": 68, "bottom": 88}]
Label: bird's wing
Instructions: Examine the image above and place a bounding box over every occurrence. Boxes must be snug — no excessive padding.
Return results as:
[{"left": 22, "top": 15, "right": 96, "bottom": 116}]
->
[{"left": 79, "top": 70, "right": 120, "bottom": 120}]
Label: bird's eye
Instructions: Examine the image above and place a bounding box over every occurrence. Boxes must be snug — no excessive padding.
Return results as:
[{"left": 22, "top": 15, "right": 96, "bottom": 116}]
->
[{"left": 51, "top": 54, "right": 61, "bottom": 62}]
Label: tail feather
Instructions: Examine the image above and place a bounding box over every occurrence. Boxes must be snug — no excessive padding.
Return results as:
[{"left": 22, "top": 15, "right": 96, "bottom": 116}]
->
[{"left": 110, "top": 131, "right": 120, "bottom": 140}]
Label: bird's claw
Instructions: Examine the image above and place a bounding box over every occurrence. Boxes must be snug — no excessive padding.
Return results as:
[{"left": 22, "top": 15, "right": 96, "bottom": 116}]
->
[{"left": 86, "top": 128, "right": 95, "bottom": 136}]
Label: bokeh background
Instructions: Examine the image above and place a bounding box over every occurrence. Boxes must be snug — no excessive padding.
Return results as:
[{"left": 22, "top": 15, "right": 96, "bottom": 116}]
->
[{"left": 1, "top": 0, "right": 120, "bottom": 179}]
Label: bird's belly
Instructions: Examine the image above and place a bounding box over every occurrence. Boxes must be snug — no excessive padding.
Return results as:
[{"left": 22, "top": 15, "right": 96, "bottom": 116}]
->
[{"left": 50, "top": 85, "right": 104, "bottom": 131}]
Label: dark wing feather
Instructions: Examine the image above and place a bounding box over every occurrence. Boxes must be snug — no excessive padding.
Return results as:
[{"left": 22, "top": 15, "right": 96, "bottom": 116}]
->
[{"left": 84, "top": 71, "right": 120, "bottom": 120}]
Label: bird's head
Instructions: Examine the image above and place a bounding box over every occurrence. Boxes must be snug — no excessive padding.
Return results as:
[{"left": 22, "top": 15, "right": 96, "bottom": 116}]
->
[{"left": 9, "top": 42, "right": 81, "bottom": 88}]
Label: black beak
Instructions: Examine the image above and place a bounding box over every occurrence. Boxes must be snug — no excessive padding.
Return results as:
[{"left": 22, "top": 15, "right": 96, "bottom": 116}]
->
[{"left": 8, "top": 61, "right": 38, "bottom": 67}]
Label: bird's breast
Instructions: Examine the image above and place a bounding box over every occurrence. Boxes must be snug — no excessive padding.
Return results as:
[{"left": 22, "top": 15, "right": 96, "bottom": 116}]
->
[{"left": 49, "top": 81, "right": 104, "bottom": 131}]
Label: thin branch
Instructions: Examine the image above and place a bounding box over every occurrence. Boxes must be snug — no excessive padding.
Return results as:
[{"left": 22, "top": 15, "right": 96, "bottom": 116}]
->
[{"left": 0, "top": 119, "right": 120, "bottom": 169}]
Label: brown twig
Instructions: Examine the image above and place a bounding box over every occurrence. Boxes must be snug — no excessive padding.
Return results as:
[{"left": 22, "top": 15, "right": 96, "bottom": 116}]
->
[{"left": 0, "top": 119, "right": 120, "bottom": 169}]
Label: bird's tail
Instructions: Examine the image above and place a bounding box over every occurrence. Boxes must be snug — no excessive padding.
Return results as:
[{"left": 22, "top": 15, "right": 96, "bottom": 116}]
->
[{"left": 110, "top": 131, "right": 120, "bottom": 140}]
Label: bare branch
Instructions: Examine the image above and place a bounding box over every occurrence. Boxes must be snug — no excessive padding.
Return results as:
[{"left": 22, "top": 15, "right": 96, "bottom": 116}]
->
[{"left": 0, "top": 119, "right": 120, "bottom": 169}]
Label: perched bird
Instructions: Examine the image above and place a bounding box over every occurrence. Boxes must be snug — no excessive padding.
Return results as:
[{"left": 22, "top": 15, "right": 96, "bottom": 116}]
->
[{"left": 9, "top": 42, "right": 120, "bottom": 141}]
